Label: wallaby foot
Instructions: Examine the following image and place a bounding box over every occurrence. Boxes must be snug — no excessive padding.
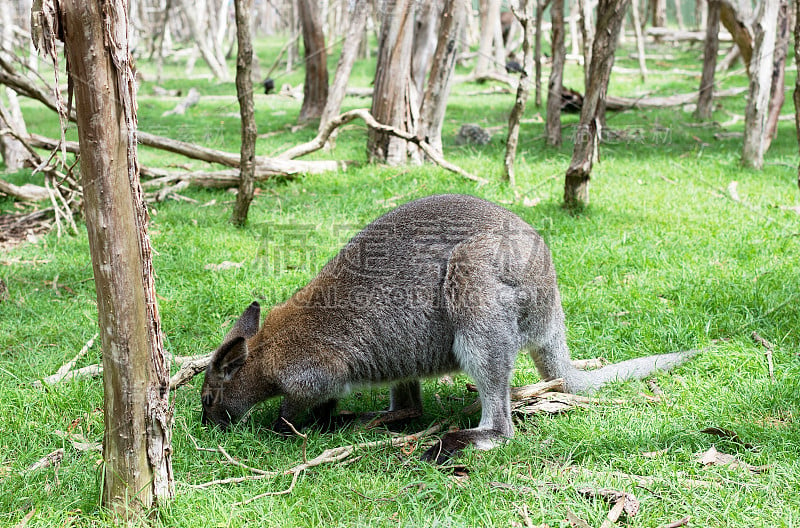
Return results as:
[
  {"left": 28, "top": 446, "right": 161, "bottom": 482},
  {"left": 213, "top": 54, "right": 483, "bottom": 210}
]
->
[{"left": 421, "top": 428, "right": 508, "bottom": 464}]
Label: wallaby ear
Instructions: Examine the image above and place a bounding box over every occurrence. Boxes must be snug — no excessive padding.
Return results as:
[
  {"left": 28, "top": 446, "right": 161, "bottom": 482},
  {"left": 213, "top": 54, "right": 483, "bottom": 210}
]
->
[
  {"left": 212, "top": 336, "right": 248, "bottom": 381},
  {"left": 222, "top": 301, "right": 261, "bottom": 343}
]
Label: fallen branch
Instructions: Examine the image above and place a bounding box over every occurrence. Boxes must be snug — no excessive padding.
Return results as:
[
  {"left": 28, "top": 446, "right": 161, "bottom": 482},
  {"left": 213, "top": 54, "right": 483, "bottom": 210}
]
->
[
  {"left": 0, "top": 176, "right": 49, "bottom": 202},
  {"left": 28, "top": 448, "right": 64, "bottom": 471},
  {"left": 606, "top": 87, "right": 747, "bottom": 111},
  {"left": 161, "top": 87, "right": 200, "bottom": 117},
  {"left": 33, "top": 333, "right": 98, "bottom": 388},
  {"left": 170, "top": 353, "right": 211, "bottom": 389},
  {"left": 277, "top": 108, "right": 486, "bottom": 185},
  {"left": 187, "top": 423, "right": 443, "bottom": 496}
]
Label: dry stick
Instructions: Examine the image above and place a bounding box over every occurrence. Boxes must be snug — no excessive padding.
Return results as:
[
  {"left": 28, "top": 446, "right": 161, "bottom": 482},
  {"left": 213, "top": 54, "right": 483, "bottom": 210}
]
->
[
  {"left": 663, "top": 516, "right": 691, "bottom": 528},
  {"left": 169, "top": 354, "right": 211, "bottom": 389},
  {"left": 751, "top": 331, "right": 776, "bottom": 382},
  {"left": 33, "top": 333, "right": 98, "bottom": 388},
  {"left": 233, "top": 470, "right": 301, "bottom": 506},
  {"left": 187, "top": 423, "right": 442, "bottom": 491},
  {"left": 277, "top": 108, "right": 487, "bottom": 185}
]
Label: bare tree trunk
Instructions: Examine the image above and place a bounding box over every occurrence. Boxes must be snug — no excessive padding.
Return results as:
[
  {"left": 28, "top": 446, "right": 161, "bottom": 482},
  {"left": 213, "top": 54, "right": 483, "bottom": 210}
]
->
[
  {"left": 534, "top": 0, "right": 548, "bottom": 106},
  {"left": 180, "top": 0, "right": 230, "bottom": 80},
  {"left": 579, "top": 0, "right": 595, "bottom": 89},
  {"left": 418, "top": 0, "right": 467, "bottom": 155},
  {"left": 630, "top": 0, "right": 647, "bottom": 82},
  {"left": 368, "top": 0, "right": 415, "bottom": 164},
  {"left": 37, "top": 0, "right": 174, "bottom": 515},
  {"left": 742, "top": 0, "right": 778, "bottom": 169},
  {"left": 794, "top": 0, "right": 800, "bottom": 189},
  {"left": 319, "top": 0, "right": 368, "bottom": 134},
  {"left": 719, "top": 0, "right": 752, "bottom": 73},
  {"left": 547, "top": 0, "right": 566, "bottom": 146},
  {"left": 695, "top": 0, "right": 720, "bottom": 120},
  {"left": 411, "top": 0, "right": 442, "bottom": 95},
  {"left": 0, "top": 1, "right": 28, "bottom": 171},
  {"left": 764, "top": 0, "right": 789, "bottom": 146},
  {"left": 649, "top": 0, "right": 666, "bottom": 27},
  {"left": 564, "top": 0, "right": 630, "bottom": 208},
  {"left": 231, "top": 0, "right": 257, "bottom": 225},
  {"left": 475, "top": 0, "right": 501, "bottom": 75},
  {"left": 298, "top": 0, "right": 329, "bottom": 123},
  {"left": 504, "top": 0, "right": 535, "bottom": 187},
  {"left": 673, "top": 0, "right": 685, "bottom": 29}
]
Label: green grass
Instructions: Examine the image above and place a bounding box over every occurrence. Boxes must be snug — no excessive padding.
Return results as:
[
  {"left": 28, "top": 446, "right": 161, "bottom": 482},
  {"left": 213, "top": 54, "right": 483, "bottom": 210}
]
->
[{"left": 1, "top": 34, "right": 800, "bottom": 527}]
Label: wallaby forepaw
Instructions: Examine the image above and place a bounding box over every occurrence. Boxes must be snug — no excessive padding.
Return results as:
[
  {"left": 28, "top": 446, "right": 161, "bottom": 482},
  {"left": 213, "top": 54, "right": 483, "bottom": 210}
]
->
[{"left": 420, "top": 433, "right": 470, "bottom": 464}]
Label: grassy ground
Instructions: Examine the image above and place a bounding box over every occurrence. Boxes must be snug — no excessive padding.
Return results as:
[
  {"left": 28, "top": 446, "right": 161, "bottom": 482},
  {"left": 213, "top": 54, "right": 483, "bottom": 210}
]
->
[{"left": 1, "top": 34, "right": 800, "bottom": 527}]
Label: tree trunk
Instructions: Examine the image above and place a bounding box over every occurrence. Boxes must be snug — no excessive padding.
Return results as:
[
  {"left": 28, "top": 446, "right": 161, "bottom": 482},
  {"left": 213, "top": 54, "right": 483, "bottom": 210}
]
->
[
  {"left": 418, "top": 0, "right": 466, "bottom": 155},
  {"left": 534, "top": 0, "right": 547, "bottom": 106},
  {"left": 579, "top": 0, "right": 595, "bottom": 89},
  {"left": 48, "top": 0, "right": 174, "bottom": 515},
  {"left": 630, "top": 0, "right": 647, "bottom": 82},
  {"left": 231, "top": 0, "right": 257, "bottom": 226},
  {"left": 411, "top": 0, "right": 442, "bottom": 95},
  {"left": 564, "top": 0, "right": 630, "bottom": 208},
  {"left": 297, "top": 0, "right": 329, "bottom": 123},
  {"left": 504, "top": 0, "right": 535, "bottom": 187},
  {"left": 0, "top": 1, "right": 28, "bottom": 171},
  {"left": 368, "top": 0, "right": 415, "bottom": 164},
  {"left": 475, "top": 0, "right": 501, "bottom": 75},
  {"left": 649, "top": 0, "right": 666, "bottom": 27},
  {"left": 742, "top": 0, "right": 778, "bottom": 169},
  {"left": 546, "top": 0, "right": 566, "bottom": 146},
  {"left": 794, "top": 0, "right": 800, "bottom": 189},
  {"left": 764, "top": 0, "right": 789, "bottom": 146},
  {"left": 179, "top": 0, "right": 230, "bottom": 80},
  {"left": 318, "top": 0, "right": 368, "bottom": 134},
  {"left": 719, "top": 0, "right": 752, "bottom": 73},
  {"left": 673, "top": 0, "right": 685, "bottom": 29},
  {"left": 695, "top": 0, "right": 720, "bottom": 120}
]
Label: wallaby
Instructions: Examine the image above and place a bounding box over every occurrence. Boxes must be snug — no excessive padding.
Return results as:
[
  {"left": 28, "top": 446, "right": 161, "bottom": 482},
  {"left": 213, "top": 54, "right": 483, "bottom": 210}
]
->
[{"left": 201, "top": 194, "right": 696, "bottom": 462}]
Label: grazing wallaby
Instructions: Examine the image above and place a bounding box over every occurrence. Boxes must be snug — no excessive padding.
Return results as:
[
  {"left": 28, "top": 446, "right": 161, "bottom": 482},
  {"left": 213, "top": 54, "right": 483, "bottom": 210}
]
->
[{"left": 201, "top": 194, "right": 696, "bottom": 462}]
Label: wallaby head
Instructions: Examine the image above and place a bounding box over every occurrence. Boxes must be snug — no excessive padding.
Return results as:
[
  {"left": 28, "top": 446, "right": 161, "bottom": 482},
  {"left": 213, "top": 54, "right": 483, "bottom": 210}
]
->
[{"left": 201, "top": 301, "right": 266, "bottom": 428}]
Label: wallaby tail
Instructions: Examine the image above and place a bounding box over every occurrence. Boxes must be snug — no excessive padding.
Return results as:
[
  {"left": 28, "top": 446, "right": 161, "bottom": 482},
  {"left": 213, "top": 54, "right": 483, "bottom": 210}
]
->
[{"left": 562, "top": 350, "right": 700, "bottom": 394}]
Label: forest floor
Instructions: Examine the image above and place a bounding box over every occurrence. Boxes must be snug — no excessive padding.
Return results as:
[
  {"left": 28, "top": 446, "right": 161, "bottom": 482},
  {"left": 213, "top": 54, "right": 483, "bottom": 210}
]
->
[{"left": 1, "top": 35, "right": 800, "bottom": 527}]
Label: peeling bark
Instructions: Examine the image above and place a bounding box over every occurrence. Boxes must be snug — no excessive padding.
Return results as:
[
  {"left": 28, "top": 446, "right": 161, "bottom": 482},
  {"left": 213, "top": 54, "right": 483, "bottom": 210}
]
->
[
  {"left": 33, "top": 0, "right": 173, "bottom": 515},
  {"left": 231, "top": 0, "right": 257, "bottom": 226}
]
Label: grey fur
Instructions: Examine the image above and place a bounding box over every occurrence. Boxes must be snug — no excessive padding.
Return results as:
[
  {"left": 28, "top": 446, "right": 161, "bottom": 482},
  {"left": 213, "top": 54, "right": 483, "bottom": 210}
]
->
[{"left": 201, "top": 194, "right": 696, "bottom": 460}]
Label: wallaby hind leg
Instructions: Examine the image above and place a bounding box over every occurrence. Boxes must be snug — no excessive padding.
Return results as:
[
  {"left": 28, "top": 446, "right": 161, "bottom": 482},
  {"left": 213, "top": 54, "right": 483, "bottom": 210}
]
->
[{"left": 421, "top": 331, "right": 516, "bottom": 464}]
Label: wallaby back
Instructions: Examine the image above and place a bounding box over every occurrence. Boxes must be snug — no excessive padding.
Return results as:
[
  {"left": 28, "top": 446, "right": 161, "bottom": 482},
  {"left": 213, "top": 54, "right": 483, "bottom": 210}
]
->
[{"left": 201, "top": 194, "right": 696, "bottom": 461}]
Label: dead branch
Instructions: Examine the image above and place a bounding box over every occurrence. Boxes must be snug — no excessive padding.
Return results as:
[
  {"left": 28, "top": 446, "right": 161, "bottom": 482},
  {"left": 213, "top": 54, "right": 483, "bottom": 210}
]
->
[
  {"left": 606, "top": 87, "right": 747, "bottom": 111},
  {"left": 0, "top": 175, "right": 49, "bottom": 202},
  {"left": 571, "top": 357, "right": 607, "bottom": 370},
  {"left": 161, "top": 87, "right": 200, "bottom": 117},
  {"left": 187, "top": 423, "right": 442, "bottom": 492},
  {"left": 33, "top": 333, "right": 98, "bottom": 388},
  {"left": 28, "top": 448, "right": 64, "bottom": 471},
  {"left": 277, "top": 108, "right": 486, "bottom": 185},
  {"left": 169, "top": 354, "right": 211, "bottom": 389}
]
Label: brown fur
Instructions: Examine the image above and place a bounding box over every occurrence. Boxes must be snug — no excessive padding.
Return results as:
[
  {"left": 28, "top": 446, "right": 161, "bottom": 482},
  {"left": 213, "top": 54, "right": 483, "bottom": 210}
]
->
[{"left": 201, "top": 194, "right": 696, "bottom": 462}]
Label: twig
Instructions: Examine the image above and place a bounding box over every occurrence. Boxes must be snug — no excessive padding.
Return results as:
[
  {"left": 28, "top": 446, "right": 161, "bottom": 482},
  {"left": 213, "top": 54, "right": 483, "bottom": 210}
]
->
[
  {"left": 281, "top": 418, "right": 308, "bottom": 463},
  {"left": 663, "top": 516, "right": 691, "bottom": 528},
  {"left": 751, "top": 331, "right": 775, "bottom": 383},
  {"left": 233, "top": 470, "right": 301, "bottom": 507}
]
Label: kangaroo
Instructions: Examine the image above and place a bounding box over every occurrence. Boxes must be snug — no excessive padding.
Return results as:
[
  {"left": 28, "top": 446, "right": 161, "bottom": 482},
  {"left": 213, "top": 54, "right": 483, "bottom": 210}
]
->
[{"left": 201, "top": 194, "right": 696, "bottom": 462}]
